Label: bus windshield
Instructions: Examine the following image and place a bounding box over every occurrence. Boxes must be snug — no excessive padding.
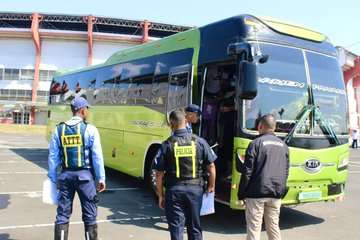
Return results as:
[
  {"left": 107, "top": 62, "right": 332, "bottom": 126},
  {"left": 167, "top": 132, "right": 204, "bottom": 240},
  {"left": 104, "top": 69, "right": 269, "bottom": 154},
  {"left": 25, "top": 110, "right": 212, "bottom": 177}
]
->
[
  {"left": 244, "top": 43, "right": 309, "bottom": 133},
  {"left": 307, "top": 52, "right": 348, "bottom": 136},
  {"left": 243, "top": 43, "right": 347, "bottom": 135}
]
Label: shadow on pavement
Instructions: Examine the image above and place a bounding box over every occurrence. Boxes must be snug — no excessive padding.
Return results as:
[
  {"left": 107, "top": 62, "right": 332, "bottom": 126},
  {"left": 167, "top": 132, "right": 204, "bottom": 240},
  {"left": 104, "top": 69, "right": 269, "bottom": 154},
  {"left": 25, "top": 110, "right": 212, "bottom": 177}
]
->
[
  {"left": 0, "top": 195, "right": 10, "bottom": 210},
  {"left": 10, "top": 148, "right": 48, "bottom": 170},
  {"left": 200, "top": 203, "right": 324, "bottom": 235},
  {"left": 98, "top": 168, "right": 168, "bottom": 232},
  {"left": 280, "top": 206, "right": 325, "bottom": 228},
  {"left": 9, "top": 148, "right": 325, "bottom": 235},
  {"left": 0, "top": 233, "right": 17, "bottom": 240}
]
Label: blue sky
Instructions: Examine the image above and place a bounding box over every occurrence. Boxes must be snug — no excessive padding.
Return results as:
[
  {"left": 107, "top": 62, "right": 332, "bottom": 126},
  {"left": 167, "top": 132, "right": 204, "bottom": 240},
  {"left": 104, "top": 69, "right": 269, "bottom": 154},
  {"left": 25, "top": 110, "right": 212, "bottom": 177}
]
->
[{"left": 1, "top": 0, "right": 360, "bottom": 54}]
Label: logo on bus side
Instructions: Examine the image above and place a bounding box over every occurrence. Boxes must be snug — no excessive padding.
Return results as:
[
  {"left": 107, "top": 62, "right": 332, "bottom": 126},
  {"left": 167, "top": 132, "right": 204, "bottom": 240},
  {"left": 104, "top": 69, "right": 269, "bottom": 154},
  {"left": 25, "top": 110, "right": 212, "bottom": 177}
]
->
[{"left": 304, "top": 159, "right": 322, "bottom": 173}]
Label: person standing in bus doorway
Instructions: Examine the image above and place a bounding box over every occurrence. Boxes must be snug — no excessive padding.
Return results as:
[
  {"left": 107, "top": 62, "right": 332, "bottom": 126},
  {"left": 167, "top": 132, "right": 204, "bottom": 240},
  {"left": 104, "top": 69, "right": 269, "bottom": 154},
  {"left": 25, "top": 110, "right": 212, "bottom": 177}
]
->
[
  {"left": 48, "top": 96, "right": 106, "bottom": 240},
  {"left": 155, "top": 109, "right": 216, "bottom": 240},
  {"left": 237, "top": 114, "right": 289, "bottom": 240},
  {"left": 217, "top": 73, "right": 236, "bottom": 179},
  {"left": 185, "top": 104, "right": 202, "bottom": 133},
  {"left": 351, "top": 129, "right": 358, "bottom": 148}
]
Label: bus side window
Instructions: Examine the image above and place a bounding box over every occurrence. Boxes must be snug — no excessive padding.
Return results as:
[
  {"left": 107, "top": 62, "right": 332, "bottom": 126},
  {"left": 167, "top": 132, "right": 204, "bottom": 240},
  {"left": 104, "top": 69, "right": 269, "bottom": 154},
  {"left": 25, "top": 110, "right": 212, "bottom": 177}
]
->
[
  {"left": 167, "top": 64, "right": 192, "bottom": 113},
  {"left": 122, "top": 58, "right": 155, "bottom": 105},
  {"left": 95, "top": 64, "right": 122, "bottom": 105},
  {"left": 152, "top": 61, "right": 169, "bottom": 110}
]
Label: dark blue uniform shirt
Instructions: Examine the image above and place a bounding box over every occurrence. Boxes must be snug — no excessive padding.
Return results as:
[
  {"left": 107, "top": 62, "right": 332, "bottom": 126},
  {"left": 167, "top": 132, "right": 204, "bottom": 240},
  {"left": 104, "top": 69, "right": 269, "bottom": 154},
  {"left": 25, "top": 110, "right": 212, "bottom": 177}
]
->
[{"left": 155, "top": 128, "right": 217, "bottom": 172}]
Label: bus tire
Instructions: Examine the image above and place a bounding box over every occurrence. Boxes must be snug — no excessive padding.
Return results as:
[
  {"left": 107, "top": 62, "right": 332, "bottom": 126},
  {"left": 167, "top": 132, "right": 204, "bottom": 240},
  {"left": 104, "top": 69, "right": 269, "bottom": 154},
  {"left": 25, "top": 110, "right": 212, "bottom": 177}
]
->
[{"left": 144, "top": 144, "right": 160, "bottom": 195}]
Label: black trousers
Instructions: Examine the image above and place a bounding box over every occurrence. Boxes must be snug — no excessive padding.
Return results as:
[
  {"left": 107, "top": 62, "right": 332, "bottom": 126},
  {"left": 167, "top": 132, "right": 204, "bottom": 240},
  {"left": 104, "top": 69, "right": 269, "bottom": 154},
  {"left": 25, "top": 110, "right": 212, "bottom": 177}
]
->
[
  {"left": 165, "top": 184, "right": 203, "bottom": 240},
  {"left": 352, "top": 139, "right": 358, "bottom": 148}
]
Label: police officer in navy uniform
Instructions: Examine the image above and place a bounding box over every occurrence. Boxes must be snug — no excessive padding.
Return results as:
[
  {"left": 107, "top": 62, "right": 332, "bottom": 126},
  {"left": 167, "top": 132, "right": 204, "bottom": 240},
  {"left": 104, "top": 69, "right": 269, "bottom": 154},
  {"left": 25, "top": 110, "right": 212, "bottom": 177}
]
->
[
  {"left": 185, "top": 104, "right": 202, "bottom": 133},
  {"left": 48, "top": 97, "right": 106, "bottom": 240},
  {"left": 155, "top": 109, "right": 216, "bottom": 240}
]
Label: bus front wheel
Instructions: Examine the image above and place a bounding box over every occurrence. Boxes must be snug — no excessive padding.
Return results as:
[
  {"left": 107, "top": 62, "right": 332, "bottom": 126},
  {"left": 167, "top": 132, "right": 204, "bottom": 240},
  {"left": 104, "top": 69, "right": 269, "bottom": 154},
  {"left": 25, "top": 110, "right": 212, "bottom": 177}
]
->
[{"left": 144, "top": 145, "right": 160, "bottom": 196}]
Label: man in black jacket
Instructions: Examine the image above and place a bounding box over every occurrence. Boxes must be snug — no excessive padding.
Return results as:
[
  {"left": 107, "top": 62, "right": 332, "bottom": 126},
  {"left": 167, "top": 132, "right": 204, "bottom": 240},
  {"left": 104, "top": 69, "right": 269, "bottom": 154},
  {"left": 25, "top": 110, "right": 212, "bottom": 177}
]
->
[{"left": 237, "top": 114, "right": 289, "bottom": 240}]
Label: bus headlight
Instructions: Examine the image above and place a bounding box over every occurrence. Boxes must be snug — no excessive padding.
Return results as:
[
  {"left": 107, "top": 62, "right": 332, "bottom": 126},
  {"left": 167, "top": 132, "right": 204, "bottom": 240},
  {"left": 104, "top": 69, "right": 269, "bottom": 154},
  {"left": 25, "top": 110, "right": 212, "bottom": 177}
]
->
[{"left": 338, "top": 157, "right": 349, "bottom": 171}]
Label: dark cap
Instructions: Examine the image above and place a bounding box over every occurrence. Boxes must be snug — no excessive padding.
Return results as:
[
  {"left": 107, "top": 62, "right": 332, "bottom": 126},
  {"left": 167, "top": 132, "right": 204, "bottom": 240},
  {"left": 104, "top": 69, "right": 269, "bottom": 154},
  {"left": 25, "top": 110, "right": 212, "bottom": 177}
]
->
[
  {"left": 185, "top": 104, "right": 202, "bottom": 115},
  {"left": 71, "top": 97, "right": 90, "bottom": 111}
]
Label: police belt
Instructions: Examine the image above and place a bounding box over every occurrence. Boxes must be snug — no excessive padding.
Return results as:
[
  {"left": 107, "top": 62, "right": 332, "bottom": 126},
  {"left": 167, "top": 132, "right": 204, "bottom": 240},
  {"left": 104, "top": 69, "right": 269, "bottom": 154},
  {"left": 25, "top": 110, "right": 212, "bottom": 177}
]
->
[{"left": 165, "top": 177, "right": 204, "bottom": 187}]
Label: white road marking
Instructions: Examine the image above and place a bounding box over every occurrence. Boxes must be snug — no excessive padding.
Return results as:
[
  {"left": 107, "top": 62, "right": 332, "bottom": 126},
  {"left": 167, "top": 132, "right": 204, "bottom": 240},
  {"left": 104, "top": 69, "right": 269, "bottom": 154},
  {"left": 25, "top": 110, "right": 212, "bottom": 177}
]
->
[
  {"left": 0, "top": 216, "right": 165, "bottom": 230},
  {"left": 0, "top": 146, "right": 47, "bottom": 150},
  {"left": 117, "top": 211, "right": 129, "bottom": 215},
  {"left": 0, "top": 187, "right": 140, "bottom": 195},
  {"left": 349, "top": 161, "right": 360, "bottom": 165},
  {"left": 0, "top": 160, "right": 47, "bottom": 163},
  {"left": 349, "top": 171, "right": 360, "bottom": 174}
]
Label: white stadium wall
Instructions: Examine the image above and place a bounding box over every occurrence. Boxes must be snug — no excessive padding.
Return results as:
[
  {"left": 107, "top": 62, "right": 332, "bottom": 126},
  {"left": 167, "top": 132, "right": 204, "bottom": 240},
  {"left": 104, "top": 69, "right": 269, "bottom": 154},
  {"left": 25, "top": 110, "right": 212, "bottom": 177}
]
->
[
  {"left": 41, "top": 39, "right": 88, "bottom": 70},
  {"left": 346, "top": 79, "right": 358, "bottom": 130},
  {"left": 0, "top": 38, "right": 35, "bottom": 69},
  {"left": 92, "top": 41, "right": 136, "bottom": 65},
  {"left": 0, "top": 38, "right": 35, "bottom": 91}
]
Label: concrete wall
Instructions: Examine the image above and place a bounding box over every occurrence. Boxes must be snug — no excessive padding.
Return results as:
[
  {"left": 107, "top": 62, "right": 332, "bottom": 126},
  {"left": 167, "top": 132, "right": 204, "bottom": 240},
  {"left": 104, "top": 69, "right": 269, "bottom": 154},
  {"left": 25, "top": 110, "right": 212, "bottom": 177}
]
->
[
  {"left": 0, "top": 38, "right": 35, "bottom": 69},
  {"left": 346, "top": 78, "right": 358, "bottom": 129},
  {"left": 41, "top": 39, "right": 88, "bottom": 70}
]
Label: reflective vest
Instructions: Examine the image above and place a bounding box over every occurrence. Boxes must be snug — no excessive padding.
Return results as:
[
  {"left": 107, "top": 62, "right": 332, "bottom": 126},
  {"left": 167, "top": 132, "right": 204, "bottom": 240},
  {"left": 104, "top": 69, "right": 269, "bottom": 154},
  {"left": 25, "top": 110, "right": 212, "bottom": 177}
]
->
[
  {"left": 166, "top": 134, "right": 203, "bottom": 185},
  {"left": 57, "top": 121, "right": 89, "bottom": 169}
]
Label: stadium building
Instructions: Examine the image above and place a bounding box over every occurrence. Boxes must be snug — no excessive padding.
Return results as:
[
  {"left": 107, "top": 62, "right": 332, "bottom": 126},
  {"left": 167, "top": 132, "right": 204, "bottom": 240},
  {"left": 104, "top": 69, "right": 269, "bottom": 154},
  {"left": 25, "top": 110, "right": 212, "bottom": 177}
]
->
[
  {"left": 338, "top": 47, "right": 360, "bottom": 130},
  {"left": 0, "top": 12, "right": 190, "bottom": 124}
]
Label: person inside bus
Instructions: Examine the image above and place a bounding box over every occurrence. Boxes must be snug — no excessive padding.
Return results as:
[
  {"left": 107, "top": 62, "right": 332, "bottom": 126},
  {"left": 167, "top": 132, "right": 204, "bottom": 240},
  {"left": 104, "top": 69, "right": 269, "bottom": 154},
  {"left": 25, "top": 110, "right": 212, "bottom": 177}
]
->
[
  {"left": 217, "top": 72, "right": 236, "bottom": 179},
  {"left": 202, "top": 72, "right": 221, "bottom": 145},
  {"left": 185, "top": 104, "right": 202, "bottom": 133}
]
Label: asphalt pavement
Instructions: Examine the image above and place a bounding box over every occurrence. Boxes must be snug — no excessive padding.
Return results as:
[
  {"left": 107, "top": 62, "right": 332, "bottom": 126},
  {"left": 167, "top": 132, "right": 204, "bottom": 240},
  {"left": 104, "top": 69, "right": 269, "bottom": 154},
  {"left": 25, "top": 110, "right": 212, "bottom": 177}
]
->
[{"left": 0, "top": 133, "right": 359, "bottom": 240}]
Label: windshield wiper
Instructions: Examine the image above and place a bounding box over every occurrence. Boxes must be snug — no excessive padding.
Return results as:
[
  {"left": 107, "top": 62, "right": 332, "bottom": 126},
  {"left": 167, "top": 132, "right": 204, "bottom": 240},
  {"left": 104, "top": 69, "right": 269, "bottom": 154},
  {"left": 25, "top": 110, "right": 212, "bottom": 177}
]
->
[
  {"left": 284, "top": 105, "right": 340, "bottom": 145},
  {"left": 284, "top": 105, "right": 314, "bottom": 145},
  {"left": 314, "top": 107, "right": 340, "bottom": 145}
]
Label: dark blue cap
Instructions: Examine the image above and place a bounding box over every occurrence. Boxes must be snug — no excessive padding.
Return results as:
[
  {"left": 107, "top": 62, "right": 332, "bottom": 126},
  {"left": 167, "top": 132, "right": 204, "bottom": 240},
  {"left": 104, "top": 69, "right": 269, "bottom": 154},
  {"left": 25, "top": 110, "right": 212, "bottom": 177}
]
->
[
  {"left": 185, "top": 104, "right": 202, "bottom": 115},
  {"left": 71, "top": 97, "right": 90, "bottom": 111}
]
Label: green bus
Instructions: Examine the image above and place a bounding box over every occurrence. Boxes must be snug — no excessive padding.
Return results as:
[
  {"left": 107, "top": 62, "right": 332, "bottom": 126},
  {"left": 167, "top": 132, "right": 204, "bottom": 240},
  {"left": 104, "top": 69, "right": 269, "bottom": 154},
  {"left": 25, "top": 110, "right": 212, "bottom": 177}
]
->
[{"left": 47, "top": 15, "right": 349, "bottom": 209}]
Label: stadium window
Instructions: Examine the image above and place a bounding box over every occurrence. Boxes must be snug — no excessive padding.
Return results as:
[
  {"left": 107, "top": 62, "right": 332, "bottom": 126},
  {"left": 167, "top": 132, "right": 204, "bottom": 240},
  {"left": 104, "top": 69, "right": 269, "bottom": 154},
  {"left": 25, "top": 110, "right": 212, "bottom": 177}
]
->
[
  {"left": 9, "top": 89, "right": 17, "bottom": 97},
  {"left": 13, "top": 112, "right": 22, "bottom": 124},
  {"left": 25, "top": 90, "right": 32, "bottom": 97},
  {"left": 17, "top": 90, "right": 26, "bottom": 96},
  {"left": 39, "top": 70, "right": 47, "bottom": 81},
  {"left": 37, "top": 91, "right": 49, "bottom": 97},
  {"left": 49, "top": 71, "right": 56, "bottom": 81},
  {"left": 0, "top": 89, "right": 9, "bottom": 96},
  {"left": 0, "top": 68, "right": 4, "bottom": 80},
  {"left": 23, "top": 112, "right": 30, "bottom": 125},
  {"left": 20, "top": 69, "right": 34, "bottom": 81},
  {"left": 4, "top": 69, "right": 20, "bottom": 81},
  {"left": 40, "top": 70, "right": 55, "bottom": 81}
]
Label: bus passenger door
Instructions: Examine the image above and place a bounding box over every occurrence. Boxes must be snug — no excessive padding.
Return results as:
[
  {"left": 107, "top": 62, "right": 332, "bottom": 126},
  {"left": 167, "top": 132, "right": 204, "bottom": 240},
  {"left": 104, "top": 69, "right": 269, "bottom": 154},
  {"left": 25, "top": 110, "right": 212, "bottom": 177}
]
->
[{"left": 166, "top": 64, "right": 193, "bottom": 115}]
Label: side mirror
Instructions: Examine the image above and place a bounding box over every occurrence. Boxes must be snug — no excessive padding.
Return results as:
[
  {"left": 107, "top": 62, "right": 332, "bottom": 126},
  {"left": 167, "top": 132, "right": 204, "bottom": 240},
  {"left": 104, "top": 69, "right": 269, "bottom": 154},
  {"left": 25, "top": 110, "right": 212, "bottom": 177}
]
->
[
  {"left": 237, "top": 61, "right": 258, "bottom": 100},
  {"left": 258, "top": 54, "right": 269, "bottom": 64}
]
